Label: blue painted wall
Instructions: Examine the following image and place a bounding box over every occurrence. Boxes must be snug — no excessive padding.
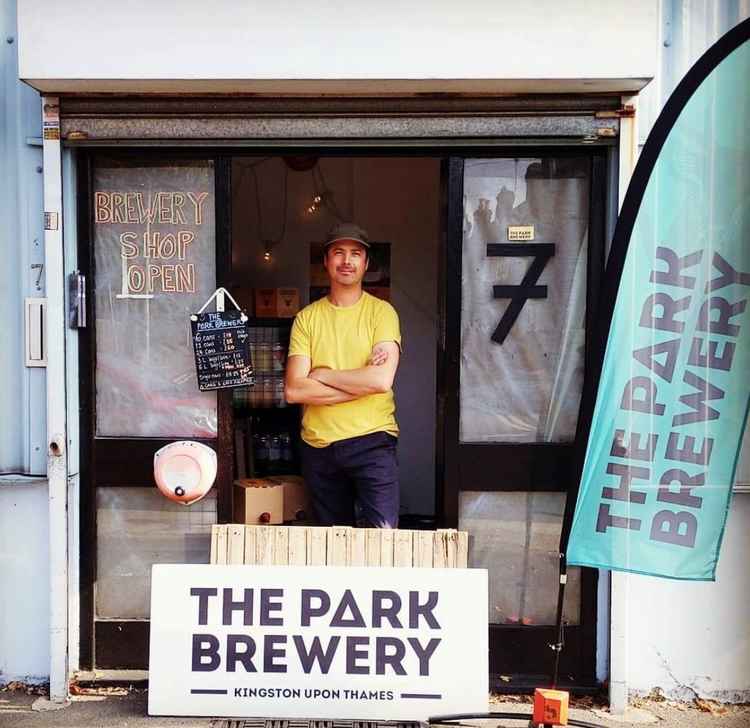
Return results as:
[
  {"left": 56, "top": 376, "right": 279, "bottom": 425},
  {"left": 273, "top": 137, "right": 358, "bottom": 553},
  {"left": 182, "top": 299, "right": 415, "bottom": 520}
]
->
[{"left": 0, "top": 0, "right": 45, "bottom": 476}]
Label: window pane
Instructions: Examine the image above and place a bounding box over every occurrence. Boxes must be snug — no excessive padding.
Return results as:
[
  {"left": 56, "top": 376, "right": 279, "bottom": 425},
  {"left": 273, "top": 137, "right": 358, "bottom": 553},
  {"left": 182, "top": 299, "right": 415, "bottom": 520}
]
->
[
  {"left": 459, "top": 491, "right": 580, "bottom": 626},
  {"left": 460, "top": 158, "right": 589, "bottom": 443},
  {"left": 96, "top": 487, "right": 216, "bottom": 619},
  {"left": 94, "top": 160, "right": 217, "bottom": 437}
]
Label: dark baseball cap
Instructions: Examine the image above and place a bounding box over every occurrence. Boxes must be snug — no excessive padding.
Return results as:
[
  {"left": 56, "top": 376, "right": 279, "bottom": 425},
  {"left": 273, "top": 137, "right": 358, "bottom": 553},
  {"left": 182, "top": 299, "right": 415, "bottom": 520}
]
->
[{"left": 324, "top": 222, "right": 370, "bottom": 249}]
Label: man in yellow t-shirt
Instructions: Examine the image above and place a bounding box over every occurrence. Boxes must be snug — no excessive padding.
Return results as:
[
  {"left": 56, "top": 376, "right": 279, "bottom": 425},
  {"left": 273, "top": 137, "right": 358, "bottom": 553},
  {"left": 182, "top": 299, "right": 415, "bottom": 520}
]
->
[{"left": 285, "top": 223, "right": 401, "bottom": 528}]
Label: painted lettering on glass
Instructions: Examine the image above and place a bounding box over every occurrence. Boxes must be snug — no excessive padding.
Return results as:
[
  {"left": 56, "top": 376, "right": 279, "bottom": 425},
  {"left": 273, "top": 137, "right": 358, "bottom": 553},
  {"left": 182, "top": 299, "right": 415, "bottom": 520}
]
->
[
  {"left": 486, "top": 243, "right": 556, "bottom": 344},
  {"left": 95, "top": 190, "right": 209, "bottom": 297}
]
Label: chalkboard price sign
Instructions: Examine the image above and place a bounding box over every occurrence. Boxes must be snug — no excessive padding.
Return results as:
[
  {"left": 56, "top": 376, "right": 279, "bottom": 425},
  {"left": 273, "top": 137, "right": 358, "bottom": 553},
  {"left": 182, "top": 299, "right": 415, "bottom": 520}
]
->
[{"left": 190, "top": 310, "right": 254, "bottom": 391}]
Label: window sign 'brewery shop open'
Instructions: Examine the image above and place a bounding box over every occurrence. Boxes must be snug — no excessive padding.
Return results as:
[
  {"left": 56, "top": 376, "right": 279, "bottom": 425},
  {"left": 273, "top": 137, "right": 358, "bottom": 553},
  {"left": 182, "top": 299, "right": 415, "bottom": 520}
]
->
[{"left": 95, "top": 189, "right": 211, "bottom": 296}]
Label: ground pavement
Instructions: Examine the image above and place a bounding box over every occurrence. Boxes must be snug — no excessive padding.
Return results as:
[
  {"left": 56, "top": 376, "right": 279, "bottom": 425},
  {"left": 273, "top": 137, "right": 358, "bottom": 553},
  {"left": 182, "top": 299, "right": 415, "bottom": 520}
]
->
[{"left": 1, "top": 686, "right": 749, "bottom": 728}]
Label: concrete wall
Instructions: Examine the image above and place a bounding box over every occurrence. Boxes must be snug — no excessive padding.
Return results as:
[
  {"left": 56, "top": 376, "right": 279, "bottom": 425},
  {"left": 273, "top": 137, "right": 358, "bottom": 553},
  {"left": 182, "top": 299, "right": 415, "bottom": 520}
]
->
[
  {"left": 232, "top": 156, "right": 440, "bottom": 515},
  {"left": 625, "top": 495, "right": 750, "bottom": 702},
  {"left": 623, "top": 1, "right": 750, "bottom": 702},
  {"left": 17, "top": 0, "right": 656, "bottom": 93},
  {"left": 0, "top": 483, "right": 50, "bottom": 683}
]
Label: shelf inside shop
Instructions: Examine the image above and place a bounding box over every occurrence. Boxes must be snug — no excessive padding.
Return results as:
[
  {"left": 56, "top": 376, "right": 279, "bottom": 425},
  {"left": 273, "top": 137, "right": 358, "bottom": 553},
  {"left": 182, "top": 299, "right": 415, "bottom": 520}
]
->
[{"left": 234, "top": 318, "right": 301, "bottom": 480}]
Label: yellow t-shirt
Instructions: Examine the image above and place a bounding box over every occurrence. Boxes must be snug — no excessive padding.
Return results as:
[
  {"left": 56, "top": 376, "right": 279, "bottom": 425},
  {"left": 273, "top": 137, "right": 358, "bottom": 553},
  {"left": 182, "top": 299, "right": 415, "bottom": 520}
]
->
[{"left": 288, "top": 292, "right": 401, "bottom": 448}]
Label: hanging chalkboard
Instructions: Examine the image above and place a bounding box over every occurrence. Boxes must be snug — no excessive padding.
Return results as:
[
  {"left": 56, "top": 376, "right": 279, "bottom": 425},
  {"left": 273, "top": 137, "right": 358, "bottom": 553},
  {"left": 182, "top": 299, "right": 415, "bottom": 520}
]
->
[{"left": 190, "top": 310, "right": 254, "bottom": 391}]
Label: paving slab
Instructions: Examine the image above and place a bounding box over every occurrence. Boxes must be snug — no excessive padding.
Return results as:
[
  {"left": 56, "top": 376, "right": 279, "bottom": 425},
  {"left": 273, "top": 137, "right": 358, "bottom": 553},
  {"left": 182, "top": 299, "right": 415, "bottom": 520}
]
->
[
  {"left": 0, "top": 691, "right": 211, "bottom": 728},
  {"left": 591, "top": 706, "right": 658, "bottom": 724}
]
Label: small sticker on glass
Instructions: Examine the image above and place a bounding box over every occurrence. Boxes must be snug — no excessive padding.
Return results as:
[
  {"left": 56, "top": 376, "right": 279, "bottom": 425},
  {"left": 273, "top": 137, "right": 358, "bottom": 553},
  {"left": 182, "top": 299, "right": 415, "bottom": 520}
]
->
[{"left": 508, "top": 225, "right": 535, "bottom": 241}]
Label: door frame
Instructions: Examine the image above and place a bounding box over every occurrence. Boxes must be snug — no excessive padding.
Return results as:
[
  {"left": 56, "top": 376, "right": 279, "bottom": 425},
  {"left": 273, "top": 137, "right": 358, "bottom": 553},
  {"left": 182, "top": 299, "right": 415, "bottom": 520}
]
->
[
  {"left": 437, "top": 148, "right": 609, "bottom": 686},
  {"left": 76, "top": 150, "right": 234, "bottom": 670},
  {"left": 75, "top": 142, "right": 613, "bottom": 677}
]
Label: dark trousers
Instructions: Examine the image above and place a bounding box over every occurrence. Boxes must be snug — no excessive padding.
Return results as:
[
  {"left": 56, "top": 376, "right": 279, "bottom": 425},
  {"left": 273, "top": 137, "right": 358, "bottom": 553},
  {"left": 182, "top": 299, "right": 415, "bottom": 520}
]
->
[{"left": 301, "top": 431, "right": 399, "bottom": 528}]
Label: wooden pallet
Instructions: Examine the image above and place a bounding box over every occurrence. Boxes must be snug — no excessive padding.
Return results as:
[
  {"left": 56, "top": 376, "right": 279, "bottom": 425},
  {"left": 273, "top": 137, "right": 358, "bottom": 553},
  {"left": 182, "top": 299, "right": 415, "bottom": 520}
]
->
[{"left": 210, "top": 525, "right": 468, "bottom": 568}]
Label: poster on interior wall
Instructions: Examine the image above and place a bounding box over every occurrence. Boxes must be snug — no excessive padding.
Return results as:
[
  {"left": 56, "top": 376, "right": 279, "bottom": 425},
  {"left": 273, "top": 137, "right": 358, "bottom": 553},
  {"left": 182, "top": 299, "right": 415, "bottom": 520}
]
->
[
  {"left": 148, "top": 564, "right": 488, "bottom": 720},
  {"left": 309, "top": 241, "right": 391, "bottom": 303},
  {"left": 566, "top": 18, "right": 750, "bottom": 581}
]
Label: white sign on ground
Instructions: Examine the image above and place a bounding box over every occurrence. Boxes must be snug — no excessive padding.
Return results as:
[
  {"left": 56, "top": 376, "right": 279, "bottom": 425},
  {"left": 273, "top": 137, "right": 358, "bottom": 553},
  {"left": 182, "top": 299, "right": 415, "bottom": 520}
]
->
[{"left": 148, "top": 564, "right": 488, "bottom": 720}]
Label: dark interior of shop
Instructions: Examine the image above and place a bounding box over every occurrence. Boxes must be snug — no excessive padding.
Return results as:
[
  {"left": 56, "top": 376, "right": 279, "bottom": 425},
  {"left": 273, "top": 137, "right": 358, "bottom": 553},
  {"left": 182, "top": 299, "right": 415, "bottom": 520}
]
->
[{"left": 229, "top": 156, "right": 441, "bottom": 519}]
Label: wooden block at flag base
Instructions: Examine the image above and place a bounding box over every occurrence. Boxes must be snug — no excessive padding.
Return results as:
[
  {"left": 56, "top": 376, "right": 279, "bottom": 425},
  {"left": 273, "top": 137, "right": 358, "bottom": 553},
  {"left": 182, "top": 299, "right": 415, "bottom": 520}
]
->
[{"left": 532, "top": 688, "right": 569, "bottom": 726}]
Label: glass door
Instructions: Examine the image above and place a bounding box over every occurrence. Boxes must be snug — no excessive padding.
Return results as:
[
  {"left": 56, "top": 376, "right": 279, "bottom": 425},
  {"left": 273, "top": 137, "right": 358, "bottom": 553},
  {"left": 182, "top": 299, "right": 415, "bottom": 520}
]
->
[
  {"left": 78, "top": 154, "right": 233, "bottom": 669},
  {"left": 439, "top": 151, "right": 607, "bottom": 684}
]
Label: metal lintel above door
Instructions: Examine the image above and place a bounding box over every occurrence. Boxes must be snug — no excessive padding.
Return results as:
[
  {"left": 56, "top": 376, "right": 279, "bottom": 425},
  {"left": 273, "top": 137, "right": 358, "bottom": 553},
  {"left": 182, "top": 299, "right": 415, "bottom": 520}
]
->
[
  {"left": 60, "top": 116, "right": 619, "bottom": 146},
  {"left": 58, "top": 94, "right": 621, "bottom": 146}
]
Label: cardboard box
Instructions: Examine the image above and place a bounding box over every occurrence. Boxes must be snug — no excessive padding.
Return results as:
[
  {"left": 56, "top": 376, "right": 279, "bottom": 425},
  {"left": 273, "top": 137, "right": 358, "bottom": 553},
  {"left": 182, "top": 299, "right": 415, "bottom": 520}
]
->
[
  {"left": 233, "top": 478, "right": 284, "bottom": 525},
  {"left": 254, "top": 288, "right": 300, "bottom": 318},
  {"left": 269, "top": 475, "right": 310, "bottom": 522}
]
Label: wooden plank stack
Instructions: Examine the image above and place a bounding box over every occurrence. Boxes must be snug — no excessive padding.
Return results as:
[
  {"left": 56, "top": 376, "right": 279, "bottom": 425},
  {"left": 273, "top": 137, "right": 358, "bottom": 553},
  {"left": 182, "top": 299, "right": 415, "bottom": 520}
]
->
[{"left": 210, "top": 524, "right": 469, "bottom": 568}]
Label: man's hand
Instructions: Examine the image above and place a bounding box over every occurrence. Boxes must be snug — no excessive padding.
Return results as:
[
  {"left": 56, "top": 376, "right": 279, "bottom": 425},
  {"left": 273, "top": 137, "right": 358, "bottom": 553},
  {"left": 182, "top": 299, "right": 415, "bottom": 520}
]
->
[
  {"left": 312, "top": 342, "right": 389, "bottom": 378},
  {"left": 307, "top": 341, "right": 400, "bottom": 396},
  {"left": 309, "top": 366, "right": 331, "bottom": 383},
  {"left": 368, "top": 343, "right": 390, "bottom": 366},
  {"left": 284, "top": 357, "right": 360, "bottom": 405}
]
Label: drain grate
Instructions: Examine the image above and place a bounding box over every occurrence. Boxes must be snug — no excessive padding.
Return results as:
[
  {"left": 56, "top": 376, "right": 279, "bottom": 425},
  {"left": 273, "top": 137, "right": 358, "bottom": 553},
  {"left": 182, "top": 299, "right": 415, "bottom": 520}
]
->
[{"left": 216, "top": 721, "right": 422, "bottom": 728}]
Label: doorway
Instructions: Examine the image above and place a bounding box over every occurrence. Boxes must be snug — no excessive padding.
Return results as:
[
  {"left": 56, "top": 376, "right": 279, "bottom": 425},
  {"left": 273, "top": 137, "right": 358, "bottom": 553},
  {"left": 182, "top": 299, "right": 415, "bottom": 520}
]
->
[{"left": 229, "top": 155, "right": 441, "bottom": 518}]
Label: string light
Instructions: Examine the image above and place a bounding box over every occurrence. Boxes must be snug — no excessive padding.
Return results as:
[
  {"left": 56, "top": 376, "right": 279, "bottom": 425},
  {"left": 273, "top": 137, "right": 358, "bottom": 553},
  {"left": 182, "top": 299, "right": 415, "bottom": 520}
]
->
[
  {"left": 306, "top": 194, "right": 323, "bottom": 215},
  {"left": 250, "top": 161, "right": 287, "bottom": 265}
]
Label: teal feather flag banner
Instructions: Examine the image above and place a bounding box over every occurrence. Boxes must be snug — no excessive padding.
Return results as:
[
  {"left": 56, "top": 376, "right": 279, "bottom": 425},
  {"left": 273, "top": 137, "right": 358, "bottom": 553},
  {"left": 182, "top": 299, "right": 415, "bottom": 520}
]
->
[{"left": 567, "top": 20, "right": 750, "bottom": 580}]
